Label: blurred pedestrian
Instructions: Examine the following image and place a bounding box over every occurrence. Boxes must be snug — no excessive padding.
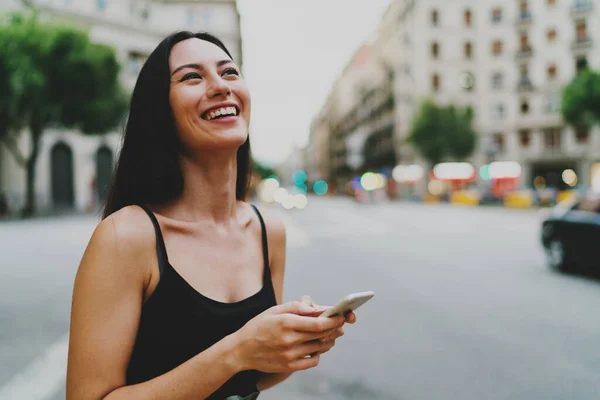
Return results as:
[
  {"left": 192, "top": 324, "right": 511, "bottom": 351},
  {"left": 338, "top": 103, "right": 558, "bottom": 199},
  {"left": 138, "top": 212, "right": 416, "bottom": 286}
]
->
[{"left": 66, "top": 31, "right": 355, "bottom": 400}]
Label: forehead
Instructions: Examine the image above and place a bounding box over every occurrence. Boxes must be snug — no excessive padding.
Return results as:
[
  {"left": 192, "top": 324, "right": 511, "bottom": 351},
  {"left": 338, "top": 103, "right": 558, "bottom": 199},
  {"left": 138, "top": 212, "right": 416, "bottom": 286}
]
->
[{"left": 169, "top": 38, "right": 232, "bottom": 71}]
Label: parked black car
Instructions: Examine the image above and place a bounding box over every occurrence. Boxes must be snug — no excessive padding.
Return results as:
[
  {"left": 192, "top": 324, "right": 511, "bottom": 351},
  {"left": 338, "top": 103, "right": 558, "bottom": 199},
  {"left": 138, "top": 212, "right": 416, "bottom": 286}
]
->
[{"left": 541, "top": 193, "right": 600, "bottom": 272}]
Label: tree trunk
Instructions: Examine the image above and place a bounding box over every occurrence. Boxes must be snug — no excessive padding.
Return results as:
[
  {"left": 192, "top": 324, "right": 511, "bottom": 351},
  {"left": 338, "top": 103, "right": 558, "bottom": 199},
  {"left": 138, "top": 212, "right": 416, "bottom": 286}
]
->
[{"left": 22, "top": 124, "right": 42, "bottom": 217}]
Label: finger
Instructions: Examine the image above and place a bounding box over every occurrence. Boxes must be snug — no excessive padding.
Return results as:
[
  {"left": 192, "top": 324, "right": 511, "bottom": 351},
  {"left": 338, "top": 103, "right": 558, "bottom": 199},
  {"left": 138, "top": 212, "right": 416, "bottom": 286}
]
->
[
  {"left": 284, "top": 314, "right": 345, "bottom": 332},
  {"left": 290, "top": 339, "right": 333, "bottom": 360},
  {"left": 273, "top": 301, "right": 315, "bottom": 316},
  {"left": 320, "top": 326, "right": 344, "bottom": 343},
  {"left": 287, "top": 353, "right": 320, "bottom": 371},
  {"left": 344, "top": 311, "right": 357, "bottom": 324},
  {"left": 288, "top": 326, "right": 341, "bottom": 345},
  {"left": 300, "top": 295, "right": 313, "bottom": 306}
]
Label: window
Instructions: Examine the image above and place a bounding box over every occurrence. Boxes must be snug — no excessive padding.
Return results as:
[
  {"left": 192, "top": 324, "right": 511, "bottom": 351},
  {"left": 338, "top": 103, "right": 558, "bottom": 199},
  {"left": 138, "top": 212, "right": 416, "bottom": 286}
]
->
[
  {"left": 519, "top": 130, "right": 531, "bottom": 147},
  {"left": 576, "top": 127, "right": 589, "bottom": 144},
  {"left": 544, "top": 128, "right": 561, "bottom": 149},
  {"left": 493, "top": 133, "right": 505, "bottom": 152},
  {"left": 464, "top": 9, "right": 472, "bottom": 27},
  {"left": 431, "top": 42, "right": 440, "bottom": 58},
  {"left": 464, "top": 42, "right": 473, "bottom": 59},
  {"left": 432, "top": 74, "right": 440, "bottom": 91},
  {"left": 576, "top": 57, "right": 588, "bottom": 72},
  {"left": 492, "top": 103, "right": 505, "bottom": 120},
  {"left": 520, "top": 64, "right": 530, "bottom": 80},
  {"left": 461, "top": 72, "right": 475, "bottom": 91},
  {"left": 520, "top": 33, "right": 530, "bottom": 51},
  {"left": 492, "top": 40, "right": 503, "bottom": 56},
  {"left": 127, "top": 51, "right": 147, "bottom": 78},
  {"left": 521, "top": 100, "right": 530, "bottom": 114},
  {"left": 96, "top": 0, "right": 106, "bottom": 11},
  {"left": 431, "top": 9, "right": 439, "bottom": 26},
  {"left": 576, "top": 21, "right": 587, "bottom": 41},
  {"left": 544, "top": 94, "right": 561, "bottom": 114},
  {"left": 547, "top": 64, "right": 558, "bottom": 80},
  {"left": 492, "top": 72, "right": 504, "bottom": 89},
  {"left": 491, "top": 8, "right": 502, "bottom": 23},
  {"left": 547, "top": 28, "right": 557, "bottom": 42}
]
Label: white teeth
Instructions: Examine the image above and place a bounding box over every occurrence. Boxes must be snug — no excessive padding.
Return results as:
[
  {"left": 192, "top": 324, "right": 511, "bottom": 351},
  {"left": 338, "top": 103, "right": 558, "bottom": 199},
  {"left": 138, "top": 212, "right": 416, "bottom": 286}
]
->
[{"left": 205, "top": 106, "right": 238, "bottom": 120}]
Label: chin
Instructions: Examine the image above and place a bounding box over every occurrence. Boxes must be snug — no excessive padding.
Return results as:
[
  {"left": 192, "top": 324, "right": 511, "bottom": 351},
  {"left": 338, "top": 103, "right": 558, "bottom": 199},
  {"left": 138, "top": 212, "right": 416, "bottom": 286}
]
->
[{"left": 211, "top": 129, "right": 248, "bottom": 149}]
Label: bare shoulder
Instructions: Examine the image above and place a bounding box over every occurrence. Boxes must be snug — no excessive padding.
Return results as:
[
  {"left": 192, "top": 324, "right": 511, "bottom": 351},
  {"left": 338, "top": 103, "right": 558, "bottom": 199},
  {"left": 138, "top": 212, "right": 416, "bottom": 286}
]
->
[
  {"left": 81, "top": 205, "right": 155, "bottom": 281},
  {"left": 104, "top": 205, "right": 156, "bottom": 253},
  {"left": 249, "top": 204, "right": 286, "bottom": 245}
]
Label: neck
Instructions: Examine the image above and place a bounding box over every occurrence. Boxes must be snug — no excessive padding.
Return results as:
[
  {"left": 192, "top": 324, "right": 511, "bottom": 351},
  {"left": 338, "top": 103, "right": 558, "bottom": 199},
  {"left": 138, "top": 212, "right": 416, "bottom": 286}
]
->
[{"left": 167, "top": 150, "right": 240, "bottom": 224}]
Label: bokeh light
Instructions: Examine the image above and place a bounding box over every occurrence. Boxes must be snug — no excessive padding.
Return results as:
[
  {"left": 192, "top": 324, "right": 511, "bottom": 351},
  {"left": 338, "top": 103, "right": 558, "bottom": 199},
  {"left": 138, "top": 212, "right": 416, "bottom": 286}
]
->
[
  {"left": 292, "top": 170, "right": 307, "bottom": 185},
  {"left": 282, "top": 195, "right": 295, "bottom": 210},
  {"left": 428, "top": 180, "right": 445, "bottom": 195},
  {"left": 293, "top": 194, "right": 308, "bottom": 209},
  {"left": 258, "top": 178, "right": 280, "bottom": 203},
  {"left": 562, "top": 169, "right": 577, "bottom": 187},
  {"left": 313, "top": 180, "right": 329, "bottom": 196},
  {"left": 273, "top": 187, "right": 288, "bottom": 203},
  {"left": 360, "top": 172, "right": 378, "bottom": 191},
  {"left": 392, "top": 165, "right": 424, "bottom": 183}
]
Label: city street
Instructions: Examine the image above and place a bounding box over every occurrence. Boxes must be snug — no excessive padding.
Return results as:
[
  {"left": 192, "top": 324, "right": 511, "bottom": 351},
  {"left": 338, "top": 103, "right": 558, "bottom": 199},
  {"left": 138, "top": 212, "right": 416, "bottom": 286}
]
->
[{"left": 1, "top": 197, "right": 600, "bottom": 400}]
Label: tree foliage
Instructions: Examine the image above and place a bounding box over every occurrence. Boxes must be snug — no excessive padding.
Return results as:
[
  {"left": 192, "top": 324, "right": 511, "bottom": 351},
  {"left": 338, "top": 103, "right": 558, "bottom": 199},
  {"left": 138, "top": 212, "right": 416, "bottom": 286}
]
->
[
  {"left": 561, "top": 69, "right": 600, "bottom": 132},
  {"left": 253, "top": 160, "right": 278, "bottom": 179},
  {"left": 0, "top": 12, "right": 127, "bottom": 215},
  {"left": 407, "top": 100, "right": 477, "bottom": 167}
]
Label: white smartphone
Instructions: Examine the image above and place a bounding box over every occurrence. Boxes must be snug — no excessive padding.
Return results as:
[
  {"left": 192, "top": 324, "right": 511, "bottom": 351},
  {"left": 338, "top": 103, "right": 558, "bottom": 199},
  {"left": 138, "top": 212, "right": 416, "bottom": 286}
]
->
[{"left": 319, "top": 291, "right": 375, "bottom": 318}]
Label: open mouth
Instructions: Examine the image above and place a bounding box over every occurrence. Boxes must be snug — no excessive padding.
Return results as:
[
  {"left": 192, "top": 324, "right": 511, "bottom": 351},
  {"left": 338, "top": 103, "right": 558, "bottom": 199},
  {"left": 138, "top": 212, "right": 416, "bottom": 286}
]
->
[{"left": 202, "top": 106, "right": 239, "bottom": 121}]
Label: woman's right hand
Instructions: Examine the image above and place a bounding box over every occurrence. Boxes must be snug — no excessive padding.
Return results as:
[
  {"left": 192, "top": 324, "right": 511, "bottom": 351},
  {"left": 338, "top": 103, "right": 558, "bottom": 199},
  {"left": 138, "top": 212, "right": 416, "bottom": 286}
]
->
[{"left": 232, "top": 301, "right": 346, "bottom": 373}]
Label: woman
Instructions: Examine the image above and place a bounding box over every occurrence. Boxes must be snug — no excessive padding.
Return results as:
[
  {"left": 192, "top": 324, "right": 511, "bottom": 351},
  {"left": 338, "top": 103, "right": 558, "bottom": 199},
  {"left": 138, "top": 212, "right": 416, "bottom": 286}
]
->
[{"left": 66, "top": 31, "right": 355, "bottom": 400}]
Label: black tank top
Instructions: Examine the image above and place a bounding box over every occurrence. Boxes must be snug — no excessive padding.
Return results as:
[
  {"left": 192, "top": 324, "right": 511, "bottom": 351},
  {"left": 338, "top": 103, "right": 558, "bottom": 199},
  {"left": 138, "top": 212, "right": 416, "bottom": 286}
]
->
[{"left": 126, "top": 204, "right": 277, "bottom": 399}]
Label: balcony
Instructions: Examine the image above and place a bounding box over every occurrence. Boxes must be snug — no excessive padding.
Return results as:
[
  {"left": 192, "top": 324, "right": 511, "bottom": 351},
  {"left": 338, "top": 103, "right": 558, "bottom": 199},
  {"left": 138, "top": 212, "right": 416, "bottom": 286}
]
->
[
  {"left": 571, "top": 0, "right": 593, "bottom": 17},
  {"left": 517, "top": 78, "right": 534, "bottom": 92},
  {"left": 515, "top": 10, "right": 532, "bottom": 27},
  {"left": 571, "top": 38, "right": 593, "bottom": 55},
  {"left": 515, "top": 48, "right": 534, "bottom": 61}
]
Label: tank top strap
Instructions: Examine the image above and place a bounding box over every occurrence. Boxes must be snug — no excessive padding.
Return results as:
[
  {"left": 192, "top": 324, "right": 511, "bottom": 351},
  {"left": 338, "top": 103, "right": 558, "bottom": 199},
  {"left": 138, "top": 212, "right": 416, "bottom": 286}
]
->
[
  {"left": 139, "top": 205, "right": 168, "bottom": 276},
  {"left": 250, "top": 204, "right": 271, "bottom": 281}
]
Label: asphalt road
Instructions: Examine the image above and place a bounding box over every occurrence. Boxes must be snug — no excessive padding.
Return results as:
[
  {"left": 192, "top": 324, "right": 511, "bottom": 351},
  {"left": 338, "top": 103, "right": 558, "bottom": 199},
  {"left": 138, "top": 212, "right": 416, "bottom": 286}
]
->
[{"left": 1, "top": 197, "right": 599, "bottom": 400}]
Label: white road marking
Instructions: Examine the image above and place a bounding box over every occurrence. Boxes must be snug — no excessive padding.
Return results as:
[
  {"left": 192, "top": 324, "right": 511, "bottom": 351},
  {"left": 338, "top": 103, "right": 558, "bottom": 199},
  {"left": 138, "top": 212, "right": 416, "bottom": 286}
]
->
[{"left": 0, "top": 334, "right": 69, "bottom": 400}]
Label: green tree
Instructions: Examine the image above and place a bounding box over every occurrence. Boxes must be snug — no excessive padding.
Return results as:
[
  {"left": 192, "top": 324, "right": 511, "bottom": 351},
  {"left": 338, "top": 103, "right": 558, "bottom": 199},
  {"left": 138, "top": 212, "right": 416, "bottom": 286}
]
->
[
  {"left": 561, "top": 69, "right": 600, "bottom": 136},
  {"left": 253, "top": 160, "right": 278, "bottom": 180},
  {"left": 407, "top": 100, "right": 477, "bottom": 167},
  {"left": 0, "top": 13, "right": 127, "bottom": 216}
]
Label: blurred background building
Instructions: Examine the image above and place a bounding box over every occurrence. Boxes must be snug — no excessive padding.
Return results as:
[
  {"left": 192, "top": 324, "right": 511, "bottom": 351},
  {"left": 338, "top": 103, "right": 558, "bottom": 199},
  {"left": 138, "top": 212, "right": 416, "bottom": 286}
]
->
[
  {"left": 305, "top": 0, "right": 600, "bottom": 201},
  {"left": 0, "top": 0, "right": 242, "bottom": 214}
]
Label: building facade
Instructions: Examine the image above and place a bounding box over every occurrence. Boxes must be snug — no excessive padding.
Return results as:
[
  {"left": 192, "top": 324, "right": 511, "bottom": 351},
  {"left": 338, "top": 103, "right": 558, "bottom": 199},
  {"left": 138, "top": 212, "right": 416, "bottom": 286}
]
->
[
  {"left": 0, "top": 0, "right": 242, "bottom": 214},
  {"left": 394, "top": 0, "right": 600, "bottom": 196},
  {"left": 306, "top": 0, "right": 600, "bottom": 198}
]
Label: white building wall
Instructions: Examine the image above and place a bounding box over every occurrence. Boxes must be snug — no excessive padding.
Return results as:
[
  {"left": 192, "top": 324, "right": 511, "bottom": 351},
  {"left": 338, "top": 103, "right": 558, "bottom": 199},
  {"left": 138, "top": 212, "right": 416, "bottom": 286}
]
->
[{"left": 394, "top": 0, "right": 600, "bottom": 193}]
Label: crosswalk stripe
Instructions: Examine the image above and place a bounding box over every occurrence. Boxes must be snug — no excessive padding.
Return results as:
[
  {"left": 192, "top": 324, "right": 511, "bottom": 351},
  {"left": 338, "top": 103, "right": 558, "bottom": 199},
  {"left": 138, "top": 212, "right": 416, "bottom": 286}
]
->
[{"left": 0, "top": 334, "right": 69, "bottom": 400}]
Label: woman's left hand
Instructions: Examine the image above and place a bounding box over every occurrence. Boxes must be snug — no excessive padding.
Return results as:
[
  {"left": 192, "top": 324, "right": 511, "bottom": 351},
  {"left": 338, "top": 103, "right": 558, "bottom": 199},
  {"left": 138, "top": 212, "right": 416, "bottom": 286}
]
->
[{"left": 299, "top": 295, "right": 356, "bottom": 355}]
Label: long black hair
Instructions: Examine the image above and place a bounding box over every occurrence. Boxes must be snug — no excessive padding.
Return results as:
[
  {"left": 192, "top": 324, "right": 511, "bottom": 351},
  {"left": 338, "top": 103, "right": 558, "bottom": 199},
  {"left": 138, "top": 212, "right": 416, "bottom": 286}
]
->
[{"left": 102, "top": 31, "right": 252, "bottom": 219}]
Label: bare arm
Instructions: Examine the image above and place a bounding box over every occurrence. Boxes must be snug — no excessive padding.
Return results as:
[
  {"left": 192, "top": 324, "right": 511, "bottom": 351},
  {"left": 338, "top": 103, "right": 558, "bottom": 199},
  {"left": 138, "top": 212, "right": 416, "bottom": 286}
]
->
[
  {"left": 256, "top": 210, "right": 294, "bottom": 391},
  {"left": 66, "top": 208, "right": 244, "bottom": 400}
]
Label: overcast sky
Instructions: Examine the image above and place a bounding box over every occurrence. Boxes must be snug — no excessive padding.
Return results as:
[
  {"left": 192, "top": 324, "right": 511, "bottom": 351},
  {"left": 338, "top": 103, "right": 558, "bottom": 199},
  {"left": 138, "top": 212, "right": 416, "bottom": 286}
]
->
[{"left": 236, "top": 0, "right": 392, "bottom": 167}]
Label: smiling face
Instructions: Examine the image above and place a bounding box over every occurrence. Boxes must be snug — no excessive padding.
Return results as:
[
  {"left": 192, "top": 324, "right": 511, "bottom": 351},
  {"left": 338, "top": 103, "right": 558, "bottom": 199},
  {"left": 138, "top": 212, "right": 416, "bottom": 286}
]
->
[{"left": 169, "top": 38, "right": 251, "bottom": 154}]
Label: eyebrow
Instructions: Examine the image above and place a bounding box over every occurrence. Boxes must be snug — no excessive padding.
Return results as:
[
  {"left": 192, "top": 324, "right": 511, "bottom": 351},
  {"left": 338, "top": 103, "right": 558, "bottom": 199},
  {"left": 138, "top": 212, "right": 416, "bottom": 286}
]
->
[{"left": 171, "top": 59, "right": 234, "bottom": 76}]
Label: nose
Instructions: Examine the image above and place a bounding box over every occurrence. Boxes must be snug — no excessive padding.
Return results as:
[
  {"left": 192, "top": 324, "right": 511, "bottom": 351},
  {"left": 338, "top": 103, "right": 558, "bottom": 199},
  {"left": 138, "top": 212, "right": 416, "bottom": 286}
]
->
[{"left": 206, "top": 75, "right": 231, "bottom": 99}]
